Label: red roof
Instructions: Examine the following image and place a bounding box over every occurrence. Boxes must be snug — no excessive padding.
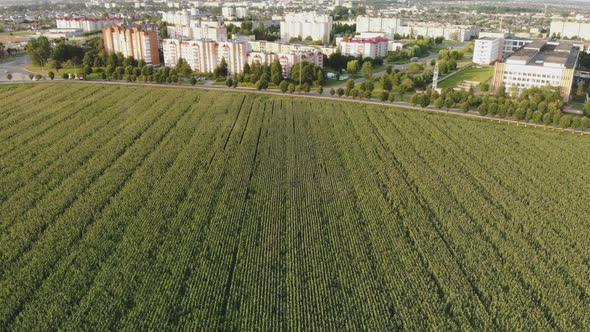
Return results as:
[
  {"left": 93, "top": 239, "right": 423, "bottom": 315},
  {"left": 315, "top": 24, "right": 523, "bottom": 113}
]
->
[
  {"left": 61, "top": 17, "right": 122, "bottom": 22},
  {"left": 342, "top": 36, "right": 388, "bottom": 44}
]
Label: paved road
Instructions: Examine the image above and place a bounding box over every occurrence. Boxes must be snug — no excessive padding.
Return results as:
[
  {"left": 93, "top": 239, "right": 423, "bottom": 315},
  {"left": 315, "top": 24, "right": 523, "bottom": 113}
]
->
[{"left": 0, "top": 55, "right": 35, "bottom": 82}]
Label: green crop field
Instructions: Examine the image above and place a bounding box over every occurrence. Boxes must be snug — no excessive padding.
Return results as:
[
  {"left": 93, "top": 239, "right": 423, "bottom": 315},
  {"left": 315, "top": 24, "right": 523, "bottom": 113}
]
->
[{"left": 1, "top": 82, "right": 590, "bottom": 330}]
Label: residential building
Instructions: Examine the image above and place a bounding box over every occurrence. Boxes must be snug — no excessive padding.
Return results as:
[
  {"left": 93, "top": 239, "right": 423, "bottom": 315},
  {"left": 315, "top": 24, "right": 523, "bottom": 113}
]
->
[
  {"left": 162, "top": 38, "right": 247, "bottom": 74},
  {"left": 473, "top": 37, "right": 502, "bottom": 65},
  {"left": 550, "top": 20, "right": 590, "bottom": 40},
  {"left": 222, "top": 6, "right": 248, "bottom": 19},
  {"left": 280, "top": 12, "right": 333, "bottom": 44},
  {"left": 167, "top": 19, "right": 227, "bottom": 42},
  {"left": 339, "top": 36, "right": 388, "bottom": 58},
  {"left": 161, "top": 10, "right": 194, "bottom": 25},
  {"left": 356, "top": 16, "right": 402, "bottom": 39},
  {"left": 103, "top": 23, "right": 161, "bottom": 65},
  {"left": 355, "top": 16, "right": 478, "bottom": 42},
  {"left": 56, "top": 16, "right": 122, "bottom": 32},
  {"left": 247, "top": 50, "right": 323, "bottom": 78},
  {"left": 491, "top": 40, "right": 579, "bottom": 100}
]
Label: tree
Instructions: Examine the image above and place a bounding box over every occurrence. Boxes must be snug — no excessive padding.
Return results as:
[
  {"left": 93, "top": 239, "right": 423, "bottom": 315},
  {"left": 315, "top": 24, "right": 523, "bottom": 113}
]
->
[
  {"left": 532, "top": 111, "right": 543, "bottom": 124},
  {"left": 420, "top": 94, "right": 430, "bottom": 108},
  {"left": 271, "top": 59, "right": 283, "bottom": 85},
  {"left": 190, "top": 77, "right": 197, "bottom": 85},
  {"left": 434, "top": 97, "right": 444, "bottom": 109},
  {"left": 380, "top": 91, "right": 388, "bottom": 101},
  {"left": 255, "top": 79, "right": 268, "bottom": 90},
  {"left": 388, "top": 92, "right": 395, "bottom": 102},
  {"left": 48, "top": 71, "right": 55, "bottom": 80},
  {"left": 460, "top": 102, "right": 470, "bottom": 113},
  {"left": 34, "top": 74, "right": 42, "bottom": 81},
  {"left": 576, "top": 81, "right": 586, "bottom": 97},
  {"left": 346, "top": 78, "right": 355, "bottom": 91},
  {"left": 226, "top": 78, "right": 233, "bottom": 87},
  {"left": 316, "top": 86, "right": 324, "bottom": 95},
  {"left": 28, "top": 74, "right": 34, "bottom": 81},
  {"left": 329, "top": 88, "right": 336, "bottom": 96},
  {"left": 346, "top": 60, "right": 359, "bottom": 74},
  {"left": 214, "top": 58, "right": 228, "bottom": 79},
  {"left": 337, "top": 88, "right": 345, "bottom": 97},
  {"left": 584, "top": 100, "right": 590, "bottom": 117},
  {"left": 361, "top": 61, "right": 373, "bottom": 80},
  {"left": 559, "top": 115, "right": 571, "bottom": 128},
  {"left": 542, "top": 113, "right": 552, "bottom": 126},
  {"left": 496, "top": 84, "right": 506, "bottom": 98},
  {"left": 176, "top": 58, "right": 193, "bottom": 77},
  {"left": 351, "top": 88, "right": 360, "bottom": 99},
  {"left": 303, "top": 82, "right": 310, "bottom": 93},
  {"left": 6, "top": 73, "right": 12, "bottom": 81},
  {"left": 279, "top": 80, "right": 289, "bottom": 93},
  {"left": 580, "top": 116, "right": 589, "bottom": 131},
  {"left": 26, "top": 36, "right": 51, "bottom": 69},
  {"left": 288, "top": 83, "right": 296, "bottom": 94}
]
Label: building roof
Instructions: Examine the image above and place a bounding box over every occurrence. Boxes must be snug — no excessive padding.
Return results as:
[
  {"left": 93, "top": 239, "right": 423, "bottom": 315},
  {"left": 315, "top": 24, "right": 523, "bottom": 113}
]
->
[
  {"left": 342, "top": 36, "right": 388, "bottom": 44},
  {"left": 507, "top": 40, "right": 579, "bottom": 68},
  {"left": 60, "top": 16, "right": 122, "bottom": 22}
]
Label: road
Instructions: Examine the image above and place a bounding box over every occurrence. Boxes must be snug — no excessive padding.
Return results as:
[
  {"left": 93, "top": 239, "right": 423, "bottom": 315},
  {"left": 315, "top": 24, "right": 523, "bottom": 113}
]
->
[{"left": 0, "top": 55, "right": 35, "bottom": 82}]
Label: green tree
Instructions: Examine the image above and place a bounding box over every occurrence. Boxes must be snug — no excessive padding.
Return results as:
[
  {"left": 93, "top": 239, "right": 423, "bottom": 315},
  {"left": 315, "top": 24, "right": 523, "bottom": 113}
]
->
[
  {"left": 279, "top": 80, "right": 289, "bottom": 93},
  {"left": 584, "top": 100, "right": 590, "bottom": 117},
  {"left": 361, "top": 61, "right": 373, "bottom": 80},
  {"left": 337, "top": 87, "right": 345, "bottom": 97},
  {"left": 434, "top": 97, "right": 444, "bottom": 109},
  {"left": 543, "top": 113, "right": 552, "bottom": 126},
  {"left": 346, "top": 60, "right": 359, "bottom": 74},
  {"left": 6, "top": 73, "right": 12, "bottom": 81},
  {"left": 226, "top": 78, "right": 233, "bottom": 87},
  {"left": 580, "top": 116, "right": 589, "bottom": 131},
  {"left": 288, "top": 83, "right": 296, "bottom": 94},
  {"left": 214, "top": 58, "right": 228, "bottom": 79},
  {"left": 380, "top": 91, "right": 389, "bottom": 101},
  {"left": 190, "top": 77, "right": 197, "bottom": 85},
  {"left": 351, "top": 88, "right": 360, "bottom": 99},
  {"left": 576, "top": 81, "right": 586, "bottom": 97},
  {"left": 559, "top": 115, "right": 571, "bottom": 128},
  {"left": 48, "top": 71, "right": 55, "bottom": 80},
  {"left": 496, "top": 84, "right": 506, "bottom": 98},
  {"left": 329, "top": 88, "right": 336, "bottom": 96},
  {"left": 346, "top": 78, "right": 355, "bottom": 90},
  {"left": 461, "top": 102, "right": 470, "bottom": 113},
  {"left": 316, "top": 85, "right": 324, "bottom": 95},
  {"left": 26, "top": 36, "right": 51, "bottom": 68}
]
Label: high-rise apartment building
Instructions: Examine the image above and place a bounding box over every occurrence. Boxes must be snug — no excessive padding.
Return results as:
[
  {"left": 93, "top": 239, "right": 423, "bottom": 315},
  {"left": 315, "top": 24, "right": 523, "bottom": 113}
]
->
[
  {"left": 103, "top": 24, "right": 161, "bottom": 65},
  {"left": 162, "top": 39, "right": 247, "bottom": 74},
  {"left": 56, "top": 17, "right": 122, "bottom": 32},
  {"left": 280, "top": 12, "right": 333, "bottom": 44}
]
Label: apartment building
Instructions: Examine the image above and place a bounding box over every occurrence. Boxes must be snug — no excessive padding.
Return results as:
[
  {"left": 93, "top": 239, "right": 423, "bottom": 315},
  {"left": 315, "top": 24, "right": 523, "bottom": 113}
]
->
[
  {"left": 355, "top": 16, "right": 478, "bottom": 42},
  {"left": 473, "top": 37, "right": 502, "bottom": 65},
  {"left": 222, "top": 6, "right": 248, "bottom": 19},
  {"left": 167, "top": 19, "right": 227, "bottom": 41},
  {"left": 247, "top": 50, "right": 323, "bottom": 78},
  {"left": 491, "top": 40, "right": 579, "bottom": 100},
  {"left": 280, "top": 12, "right": 333, "bottom": 44},
  {"left": 56, "top": 16, "right": 122, "bottom": 32},
  {"left": 162, "top": 38, "right": 247, "bottom": 74},
  {"left": 339, "top": 36, "right": 388, "bottom": 58},
  {"left": 550, "top": 20, "right": 590, "bottom": 40},
  {"left": 103, "top": 24, "right": 161, "bottom": 65},
  {"left": 356, "top": 16, "right": 402, "bottom": 39}
]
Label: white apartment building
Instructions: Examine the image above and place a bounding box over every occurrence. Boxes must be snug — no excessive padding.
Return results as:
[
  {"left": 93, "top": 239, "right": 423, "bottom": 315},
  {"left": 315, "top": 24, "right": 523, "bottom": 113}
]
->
[
  {"left": 339, "top": 36, "right": 388, "bottom": 58},
  {"left": 167, "top": 19, "right": 228, "bottom": 41},
  {"left": 162, "top": 38, "right": 247, "bottom": 74},
  {"left": 222, "top": 6, "right": 248, "bottom": 19},
  {"left": 473, "top": 37, "right": 501, "bottom": 65},
  {"left": 280, "top": 12, "right": 333, "bottom": 44},
  {"left": 492, "top": 40, "right": 579, "bottom": 100},
  {"left": 550, "top": 20, "right": 590, "bottom": 40},
  {"left": 161, "top": 10, "right": 196, "bottom": 26},
  {"left": 56, "top": 17, "right": 122, "bottom": 32},
  {"left": 356, "top": 16, "right": 402, "bottom": 39}
]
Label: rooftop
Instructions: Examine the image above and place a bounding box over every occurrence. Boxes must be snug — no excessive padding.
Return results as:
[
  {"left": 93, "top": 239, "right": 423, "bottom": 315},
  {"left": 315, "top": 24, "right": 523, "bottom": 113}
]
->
[{"left": 507, "top": 41, "right": 579, "bottom": 68}]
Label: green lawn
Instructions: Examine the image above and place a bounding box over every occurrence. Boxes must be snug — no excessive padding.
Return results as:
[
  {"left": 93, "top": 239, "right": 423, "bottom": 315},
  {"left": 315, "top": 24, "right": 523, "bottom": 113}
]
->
[{"left": 438, "top": 66, "right": 494, "bottom": 89}]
